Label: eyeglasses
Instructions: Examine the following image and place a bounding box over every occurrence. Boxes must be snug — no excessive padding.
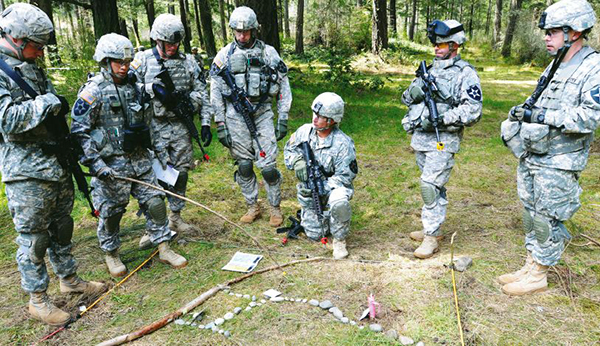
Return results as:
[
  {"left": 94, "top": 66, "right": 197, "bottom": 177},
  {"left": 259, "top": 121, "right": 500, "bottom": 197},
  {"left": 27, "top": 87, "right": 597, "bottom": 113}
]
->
[
  {"left": 545, "top": 29, "right": 562, "bottom": 37},
  {"left": 111, "top": 59, "right": 131, "bottom": 66},
  {"left": 433, "top": 42, "right": 450, "bottom": 49}
]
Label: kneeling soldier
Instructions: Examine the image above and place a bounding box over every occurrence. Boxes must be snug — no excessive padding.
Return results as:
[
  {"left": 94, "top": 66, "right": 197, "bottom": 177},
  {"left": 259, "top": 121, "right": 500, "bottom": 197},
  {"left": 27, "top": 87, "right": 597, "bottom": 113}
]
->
[
  {"left": 71, "top": 34, "right": 187, "bottom": 278},
  {"left": 284, "top": 92, "right": 358, "bottom": 259}
]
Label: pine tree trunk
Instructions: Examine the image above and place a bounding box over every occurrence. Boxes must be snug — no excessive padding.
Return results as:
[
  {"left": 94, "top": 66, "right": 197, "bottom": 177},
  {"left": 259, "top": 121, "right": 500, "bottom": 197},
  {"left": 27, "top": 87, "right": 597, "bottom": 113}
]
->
[
  {"left": 408, "top": 0, "right": 417, "bottom": 41},
  {"left": 295, "top": 0, "right": 304, "bottom": 54},
  {"left": 219, "top": 0, "right": 228, "bottom": 43},
  {"left": 145, "top": 0, "right": 156, "bottom": 28},
  {"left": 91, "top": 0, "right": 121, "bottom": 40},
  {"left": 284, "top": 0, "right": 290, "bottom": 38},
  {"left": 192, "top": 0, "right": 205, "bottom": 51},
  {"left": 389, "top": 0, "right": 397, "bottom": 34},
  {"left": 501, "top": 0, "right": 522, "bottom": 57},
  {"left": 493, "top": 0, "right": 503, "bottom": 46},
  {"left": 179, "top": 0, "right": 192, "bottom": 53},
  {"left": 243, "top": 0, "right": 281, "bottom": 52},
  {"left": 198, "top": 0, "right": 217, "bottom": 57}
]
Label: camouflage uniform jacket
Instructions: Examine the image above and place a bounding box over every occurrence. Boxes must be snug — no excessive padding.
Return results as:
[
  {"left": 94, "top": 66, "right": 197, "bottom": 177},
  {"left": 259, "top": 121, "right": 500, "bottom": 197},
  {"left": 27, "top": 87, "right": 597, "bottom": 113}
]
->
[
  {"left": 70, "top": 71, "right": 153, "bottom": 177},
  {"left": 130, "top": 48, "right": 212, "bottom": 126},
  {"left": 0, "top": 51, "right": 64, "bottom": 182},
  {"left": 523, "top": 45, "right": 600, "bottom": 172},
  {"left": 402, "top": 55, "right": 482, "bottom": 153},
  {"left": 210, "top": 40, "right": 292, "bottom": 123},
  {"left": 284, "top": 124, "right": 357, "bottom": 193}
]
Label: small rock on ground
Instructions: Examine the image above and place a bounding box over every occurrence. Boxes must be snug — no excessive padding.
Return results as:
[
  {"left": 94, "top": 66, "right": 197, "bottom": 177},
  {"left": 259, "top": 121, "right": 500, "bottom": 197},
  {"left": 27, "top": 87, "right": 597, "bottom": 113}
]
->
[
  {"left": 399, "top": 335, "right": 415, "bottom": 345},
  {"left": 271, "top": 296, "right": 285, "bottom": 302},
  {"left": 329, "top": 307, "right": 344, "bottom": 319},
  {"left": 234, "top": 307, "right": 242, "bottom": 314},
  {"left": 224, "top": 330, "right": 231, "bottom": 337},
  {"left": 341, "top": 317, "right": 349, "bottom": 324},
  {"left": 319, "top": 300, "right": 333, "bottom": 309},
  {"left": 369, "top": 324, "right": 383, "bottom": 332},
  {"left": 214, "top": 318, "right": 225, "bottom": 326},
  {"left": 309, "top": 299, "right": 319, "bottom": 306},
  {"left": 224, "top": 312, "right": 234, "bottom": 320},
  {"left": 386, "top": 329, "right": 398, "bottom": 340},
  {"left": 416, "top": 342, "right": 425, "bottom": 346},
  {"left": 453, "top": 256, "right": 473, "bottom": 272},
  {"left": 174, "top": 319, "right": 185, "bottom": 325}
]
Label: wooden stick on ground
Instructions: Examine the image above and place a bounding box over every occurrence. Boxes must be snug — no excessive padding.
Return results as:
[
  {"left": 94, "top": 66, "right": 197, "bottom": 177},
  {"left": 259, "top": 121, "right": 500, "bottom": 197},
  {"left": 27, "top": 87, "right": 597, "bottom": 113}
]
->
[
  {"left": 97, "top": 257, "right": 325, "bottom": 346},
  {"left": 581, "top": 234, "right": 600, "bottom": 247}
]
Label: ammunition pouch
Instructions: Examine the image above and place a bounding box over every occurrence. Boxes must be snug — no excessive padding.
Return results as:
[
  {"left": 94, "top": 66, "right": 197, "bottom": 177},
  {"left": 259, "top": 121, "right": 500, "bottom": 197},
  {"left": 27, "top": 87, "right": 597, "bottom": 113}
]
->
[
  {"left": 123, "top": 123, "right": 151, "bottom": 153},
  {"left": 501, "top": 119, "right": 526, "bottom": 159},
  {"left": 520, "top": 123, "right": 550, "bottom": 155}
]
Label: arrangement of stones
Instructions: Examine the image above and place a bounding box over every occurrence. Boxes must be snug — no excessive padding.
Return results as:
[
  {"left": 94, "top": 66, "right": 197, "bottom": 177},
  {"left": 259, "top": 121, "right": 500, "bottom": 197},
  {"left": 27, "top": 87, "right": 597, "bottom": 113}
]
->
[{"left": 172, "top": 288, "right": 427, "bottom": 345}]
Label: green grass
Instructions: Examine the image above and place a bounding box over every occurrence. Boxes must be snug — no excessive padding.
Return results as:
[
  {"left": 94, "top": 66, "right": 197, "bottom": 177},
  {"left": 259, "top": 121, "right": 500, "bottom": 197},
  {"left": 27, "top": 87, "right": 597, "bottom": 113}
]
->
[{"left": 0, "top": 41, "right": 599, "bottom": 345}]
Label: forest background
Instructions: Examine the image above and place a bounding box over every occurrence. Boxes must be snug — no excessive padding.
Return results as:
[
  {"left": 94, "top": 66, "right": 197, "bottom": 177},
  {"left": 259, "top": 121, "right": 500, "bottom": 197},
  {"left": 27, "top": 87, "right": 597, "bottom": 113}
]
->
[{"left": 0, "top": 0, "right": 599, "bottom": 345}]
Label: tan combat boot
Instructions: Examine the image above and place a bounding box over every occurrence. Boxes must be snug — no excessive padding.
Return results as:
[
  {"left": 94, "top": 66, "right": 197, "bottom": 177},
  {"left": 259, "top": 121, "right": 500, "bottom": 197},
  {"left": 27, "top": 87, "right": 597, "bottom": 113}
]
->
[
  {"left": 497, "top": 252, "right": 534, "bottom": 285},
  {"left": 169, "top": 211, "right": 197, "bottom": 233},
  {"left": 60, "top": 274, "right": 106, "bottom": 294},
  {"left": 240, "top": 203, "right": 261, "bottom": 224},
  {"left": 414, "top": 236, "right": 439, "bottom": 259},
  {"left": 158, "top": 242, "right": 188, "bottom": 268},
  {"left": 138, "top": 233, "right": 152, "bottom": 250},
  {"left": 269, "top": 206, "right": 283, "bottom": 227},
  {"left": 332, "top": 239, "right": 349, "bottom": 259},
  {"left": 502, "top": 262, "right": 548, "bottom": 296},
  {"left": 409, "top": 230, "right": 444, "bottom": 242},
  {"left": 29, "top": 292, "right": 70, "bottom": 326},
  {"left": 105, "top": 250, "right": 127, "bottom": 278}
]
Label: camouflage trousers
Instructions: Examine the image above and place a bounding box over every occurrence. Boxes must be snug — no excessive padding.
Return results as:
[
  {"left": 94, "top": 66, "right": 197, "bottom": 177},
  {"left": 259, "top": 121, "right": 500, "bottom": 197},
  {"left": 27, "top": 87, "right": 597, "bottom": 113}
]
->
[
  {"left": 297, "top": 184, "right": 353, "bottom": 241},
  {"left": 91, "top": 168, "right": 172, "bottom": 252},
  {"left": 517, "top": 160, "right": 580, "bottom": 266},
  {"left": 6, "top": 177, "right": 77, "bottom": 293},
  {"left": 416, "top": 150, "right": 455, "bottom": 237},
  {"left": 227, "top": 107, "right": 281, "bottom": 207},
  {"left": 152, "top": 118, "right": 194, "bottom": 212}
]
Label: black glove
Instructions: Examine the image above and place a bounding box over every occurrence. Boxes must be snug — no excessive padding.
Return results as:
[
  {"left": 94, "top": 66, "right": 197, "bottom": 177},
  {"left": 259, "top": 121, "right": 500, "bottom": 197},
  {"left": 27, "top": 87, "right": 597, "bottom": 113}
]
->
[
  {"left": 97, "top": 166, "right": 116, "bottom": 181},
  {"left": 152, "top": 82, "right": 173, "bottom": 106},
  {"left": 201, "top": 125, "right": 212, "bottom": 147},
  {"left": 56, "top": 95, "right": 70, "bottom": 117}
]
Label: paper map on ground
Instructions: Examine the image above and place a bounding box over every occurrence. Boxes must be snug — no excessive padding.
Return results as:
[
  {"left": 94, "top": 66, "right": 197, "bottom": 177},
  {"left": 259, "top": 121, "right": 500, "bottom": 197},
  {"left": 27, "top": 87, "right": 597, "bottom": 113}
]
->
[
  {"left": 152, "top": 159, "right": 179, "bottom": 186},
  {"left": 222, "top": 252, "right": 263, "bottom": 273}
]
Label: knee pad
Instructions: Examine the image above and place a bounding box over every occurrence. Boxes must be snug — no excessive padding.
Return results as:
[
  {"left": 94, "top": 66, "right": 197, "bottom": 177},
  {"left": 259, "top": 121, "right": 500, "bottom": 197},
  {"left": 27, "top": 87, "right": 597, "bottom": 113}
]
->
[
  {"left": 330, "top": 200, "right": 352, "bottom": 223},
  {"left": 420, "top": 181, "right": 438, "bottom": 206},
  {"left": 105, "top": 213, "right": 123, "bottom": 233},
  {"left": 522, "top": 209, "right": 533, "bottom": 233},
  {"left": 54, "top": 216, "right": 74, "bottom": 246},
  {"left": 533, "top": 215, "right": 550, "bottom": 244},
  {"left": 146, "top": 196, "right": 167, "bottom": 225},
  {"left": 17, "top": 232, "right": 50, "bottom": 264},
  {"left": 237, "top": 160, "right": 254, "bottom": 179},
  {"left": 261, "top": 165, "right": 281, "bottom": 185},
  {"left": 174, "top": 171, "right": 188, "bottom": 192}
]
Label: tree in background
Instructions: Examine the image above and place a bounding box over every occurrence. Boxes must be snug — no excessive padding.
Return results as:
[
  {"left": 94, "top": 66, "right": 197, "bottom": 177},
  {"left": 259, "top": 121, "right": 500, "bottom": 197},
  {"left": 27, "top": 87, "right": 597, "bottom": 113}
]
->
[
  {"left": 242, "top": 0, "right": 281, "bottom": 52},
  {"left": 372, "top": 0, "right": 388, "bottom": 54},
  {"left": 295, "top": 0, "right": 305, "bottom": 54}
]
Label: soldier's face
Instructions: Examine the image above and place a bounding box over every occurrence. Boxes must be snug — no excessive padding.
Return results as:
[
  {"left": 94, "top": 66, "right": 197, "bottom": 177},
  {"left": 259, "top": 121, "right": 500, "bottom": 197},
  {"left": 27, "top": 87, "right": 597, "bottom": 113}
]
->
[
  {"left": 544, "top": 28, "right": 580, "bottom": 55},
  {"left": 110, "top": 59, "right": 131, "bottom": 82},
  {"left": 22, "top": 40, "right": 45, "bottom": 62},
  {"left": 234, "top": 30, "right": 252, "bottom": 46},
  {"left": 163, "top": 41, "right": 180, "bottom": 56},
  {"left": 434, "top": 42, "right": 450, "bottom": 58},
  {"left": 312, "top": 113, "right": 334, "bottom": 129}
]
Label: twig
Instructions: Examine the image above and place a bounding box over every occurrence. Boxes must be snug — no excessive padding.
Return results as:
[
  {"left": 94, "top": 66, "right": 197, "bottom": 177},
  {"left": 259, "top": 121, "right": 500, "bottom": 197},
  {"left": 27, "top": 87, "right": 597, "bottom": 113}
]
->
[
  {"left": 97, "top": 257, "right": 325, "bottom": 346},
  {"left": 581, "top": 234, "right": 600, "bottom": 247}
]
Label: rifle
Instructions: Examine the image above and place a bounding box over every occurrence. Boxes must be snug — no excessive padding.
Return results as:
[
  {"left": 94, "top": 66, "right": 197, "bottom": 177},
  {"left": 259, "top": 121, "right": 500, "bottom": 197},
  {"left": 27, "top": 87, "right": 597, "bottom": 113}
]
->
[
  {"left": 217, "top": 66, "right": 266, "bottom": 158},
  {"left": 300, "top": 141, "right": 328, "bottom": 244},
  {"left": 276, "top": 210, "right": 304, "bottom": 245},
  {"left": 155, "top": 68, "right": 209, "bottom": 161},
  {"left": 43, "top": 114, "right": 99, "bottom": 218},
  {"left": 416, "top": 61, "right": 444, "bottom": 151},
  {"left": 0, "top": 58, "right": 98, "bottom": 218},
  {"left": 522, "top": 45, "right": 571, "bottom": 111}
]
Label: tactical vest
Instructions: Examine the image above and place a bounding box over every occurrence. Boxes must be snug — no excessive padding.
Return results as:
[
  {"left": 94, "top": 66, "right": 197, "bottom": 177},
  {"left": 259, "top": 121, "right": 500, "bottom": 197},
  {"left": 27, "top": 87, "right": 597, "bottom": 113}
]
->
[
  {"left": 522, "top": 48, "right": 596, "bottom": 155},
  {"left": 87, "top": 73, "right": 149, "bottom": 158},
  {"left": 4, "top": 59, "right": 53, "bottom": 143},
  {"left": 227, "top": 41, "right": 280, "bottom": 103}
]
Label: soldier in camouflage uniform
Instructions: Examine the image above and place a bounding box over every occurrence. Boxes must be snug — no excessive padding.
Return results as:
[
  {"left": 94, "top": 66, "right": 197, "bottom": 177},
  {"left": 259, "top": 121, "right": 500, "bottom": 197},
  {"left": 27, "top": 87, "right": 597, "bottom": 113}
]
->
[
  {"left": 71, "top": 34, "right": 188, "bottom": 278},
  {"left": 131, "top": 13, "right": 213, "bottom": 237},
  {"left": 0, "top": 3, "right": 105, "bottom": 326},
  {"left": 401, "top": 20, "right": 482, "bottom": 259},
  {"left": 191, "top": 46, "right": 205, "bottom": 76},
  {"left": 210, "top": 6, "right": 292, "bottom": 227},
  {"left": 499, "top": 0, "right": 600, "bottom": 296},
  {"left": 284, "top": 93, "right": 357, "bottom": 259}
]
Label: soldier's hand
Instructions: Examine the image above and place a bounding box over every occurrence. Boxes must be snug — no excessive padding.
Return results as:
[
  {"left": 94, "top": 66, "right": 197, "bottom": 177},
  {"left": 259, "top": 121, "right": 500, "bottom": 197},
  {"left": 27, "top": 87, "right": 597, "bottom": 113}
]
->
[
  {"left": 509, "top": 105, "right": 527, "bottom": 122},
  {"left": 201, "top": 125, "right": 212, "bottom": 146},
  {"left": 294, "top": 159, "right": 308, "bottom": 182},
  {"left": 298, "top": 187, "right": 312, "bottom": 198},
  {"left": 97, "top": 166, "right": 116, "bottom": 181},
  {"left": 56, "top": 95, "right": 70, "bottom": 117},
  {"left": 420, "top": 114, "right": 433, "bottom": 131},
  {"left": 408, "top": 82, "right": 425, "bottom": 103},
  {"left": 152, "top": 82, "right": 172, "bottom": 105},
  {"left": 276, "top": 119, "right": 288, "bottom": 141},
  {"left": 523, "top": 107, "right": 545, "bottom": 124},
  {"left": 217, "top": 124, "right": 232, "bottom": 148}
]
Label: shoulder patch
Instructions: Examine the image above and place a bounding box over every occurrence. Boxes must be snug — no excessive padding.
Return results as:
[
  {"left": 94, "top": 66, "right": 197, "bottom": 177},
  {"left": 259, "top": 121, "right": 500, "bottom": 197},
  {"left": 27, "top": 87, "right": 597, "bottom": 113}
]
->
[
  {"left": 131, "top": 59, "right": 141, "bottom": 70},
  {"left": 214, "top": 57, "right": 223, "bottom": 69},
  {"left": 466, "top": 85, "right": 482, "bottom": 101},
  {"left": 73, "top": 98, "right": 91, "bottom": 116},
  {"left": 277, "top": 60, "right": 288, "bottom": 74},
  {"left": 79, "top": 90, "right": 96, "bottom": 105},
  {"left": 349, "top": 159, "right": 358, "bottom": 174},
  {"left": 209, "top": 62, "right": 222, "bottom": 77},
  {"left": 590, "top": 86, "right": 600, "bottom": 104}
]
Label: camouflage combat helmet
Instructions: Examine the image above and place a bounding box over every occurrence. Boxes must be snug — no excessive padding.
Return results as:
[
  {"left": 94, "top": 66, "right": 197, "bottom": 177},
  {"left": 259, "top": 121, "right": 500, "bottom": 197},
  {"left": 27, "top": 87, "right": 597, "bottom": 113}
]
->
[
  {"left": 150, "top": 13, "right": 185, "bottom": 43},
  {"left": 0, "top": 3, "right": 53, "bottom": 45},
  {"left": 427, "top": 20, "right": 466, "bottom": 45},
  {"left": 93, "top": 33, "right": 133, "bottom": 63},
  {"left": 312, "top": 92, "right": 345, "bottom": 123},
  {"left": 539, "top": 0, "right": 596, "bottom": 32},
  {"left": 229, "top": 6, "right": 259, "bottom": 31}
]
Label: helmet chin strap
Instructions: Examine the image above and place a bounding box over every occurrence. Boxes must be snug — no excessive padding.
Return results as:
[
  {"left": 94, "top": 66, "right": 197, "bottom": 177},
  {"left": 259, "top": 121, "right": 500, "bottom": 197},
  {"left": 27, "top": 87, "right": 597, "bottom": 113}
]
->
[
  {"left": 313, "top": 114, "right": 334, "bottom": 132},
  {"left": 4, "top": 35, "right": 27, "bottom": 60},
  {"left": 106, "top": 60, "right": 126, "bottom": 83},
  {"left": 157, "top": 40, "right": 177, "bottom": 58}
]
